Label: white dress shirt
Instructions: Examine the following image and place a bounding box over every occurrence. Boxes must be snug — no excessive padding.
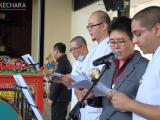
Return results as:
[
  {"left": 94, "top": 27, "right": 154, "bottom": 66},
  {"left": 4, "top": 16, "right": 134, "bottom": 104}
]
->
[
  {"left": 133, "top": 46, "right": 160, "bottom": 120},
  {"left": 70, "top": 60, "right": 84, "bottom": 110},
  {"left": 81, "top": 37, "right": 111, "bottom": 73},
  {"left": 80, "top": 37, "right": 111, "bottom": 120}
]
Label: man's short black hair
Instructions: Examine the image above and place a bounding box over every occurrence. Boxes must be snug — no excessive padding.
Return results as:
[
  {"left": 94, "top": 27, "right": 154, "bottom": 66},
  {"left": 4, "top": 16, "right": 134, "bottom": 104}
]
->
[
  {"left": 53, "top": 42, "right": 66, "bottom": 53},
  {"left": 108, "top": 16, "right": 133, "bottom": 40},
  {"left": 133, "top": 6, "right": 160, "bottom": 28},
  {"left": 70, "top": 36, "right": 87, "bottom": 46}
]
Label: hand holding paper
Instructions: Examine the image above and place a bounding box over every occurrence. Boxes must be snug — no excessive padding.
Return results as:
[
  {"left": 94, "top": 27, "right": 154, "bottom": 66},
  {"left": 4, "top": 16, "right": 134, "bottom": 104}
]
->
[
  {"left": 61, "top": 74, "right": 75, "bottom": 83},
  {"left": 43, "top": 72, "right": 64, "bottom": 83},
  {"left": 68, "top": 74, "right": 115, "bottom": 97}
]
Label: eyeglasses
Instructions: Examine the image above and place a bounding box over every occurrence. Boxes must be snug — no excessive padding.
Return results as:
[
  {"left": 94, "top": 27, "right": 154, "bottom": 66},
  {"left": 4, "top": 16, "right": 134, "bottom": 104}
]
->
[
  {"left": 69, "top": 45, "right": 82, "bottom": 53},
  {"left": 86, "top": 23, "right": 103, "bottom": 29},
  {"left": 108, "top": 40, "right": 126, "bottom": 47},
  {"left": 132, "top": 25, "right": 155, "bottom": 38}
]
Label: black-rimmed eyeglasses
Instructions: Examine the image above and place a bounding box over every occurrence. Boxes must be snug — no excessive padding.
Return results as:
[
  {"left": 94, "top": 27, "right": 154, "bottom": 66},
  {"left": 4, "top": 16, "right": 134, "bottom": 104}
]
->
[
  {"left": 132, "top": 25, "right": 155, "bottom": 38},
  {"left": 86, "top": 23, "right": 103, "bottom": 29},
  {"left": 69, "top": 45, "right": 82, "bottom": 53},
  {"left": 108, "top": 40, "right": 126, "bottom": 47}
]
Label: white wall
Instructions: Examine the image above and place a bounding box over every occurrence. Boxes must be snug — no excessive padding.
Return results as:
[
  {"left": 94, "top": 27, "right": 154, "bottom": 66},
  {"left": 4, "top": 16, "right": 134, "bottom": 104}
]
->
[
  {"left": 44, "top": 0, "right": 72, "bottom": 63},
  {"left": 32, "top": 0, "right": 41, "bottom": 62}
]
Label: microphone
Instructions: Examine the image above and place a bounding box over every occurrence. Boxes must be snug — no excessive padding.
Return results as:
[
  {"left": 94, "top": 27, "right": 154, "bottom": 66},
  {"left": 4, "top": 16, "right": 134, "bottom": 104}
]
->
[{"left": 93, "top": 50, "right": 119, "bottom": 66}]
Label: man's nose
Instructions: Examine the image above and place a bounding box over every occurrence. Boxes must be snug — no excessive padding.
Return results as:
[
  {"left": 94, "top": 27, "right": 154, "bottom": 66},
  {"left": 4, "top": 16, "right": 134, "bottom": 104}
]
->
[
  {"left": 132, "top": 36, "right": 138, "bottom": 44},
  {"left": 114, "top": 43, "right": 120, "bottom": 48}
]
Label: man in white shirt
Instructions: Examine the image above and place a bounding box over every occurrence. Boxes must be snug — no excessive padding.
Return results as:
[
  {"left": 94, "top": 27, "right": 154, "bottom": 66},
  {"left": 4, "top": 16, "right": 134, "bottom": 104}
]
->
[
  {"left": 53, "top": 36, "right": 89, "bottom": 111},
  {"left": 69, "top": 36, "right": 88, "bottom": 110},
  {"left": 107, "top": 6, "right": 160, "bottom": 120},
  {"left": 75, "top": 11, "right": 111, "bottom": 120}
]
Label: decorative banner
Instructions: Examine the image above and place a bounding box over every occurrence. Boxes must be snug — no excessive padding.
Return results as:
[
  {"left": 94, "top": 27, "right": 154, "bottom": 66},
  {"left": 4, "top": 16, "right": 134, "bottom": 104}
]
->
[
  {"left": 0, "top": 83, "right": 36, "bottom": 102},
  {"left": 0, "top": 56, "right": 38, "bottom": 73}
]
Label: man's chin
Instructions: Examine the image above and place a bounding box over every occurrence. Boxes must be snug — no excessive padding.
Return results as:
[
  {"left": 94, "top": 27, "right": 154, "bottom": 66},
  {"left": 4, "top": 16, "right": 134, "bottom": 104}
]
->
[
  {"left": 75, "top": 58, "right": 78, "bottom": 60},
  {"left": 142, "top": 50, "right": 148, "bottom": 54},
  {"left": 92, "top": 39, "right": 96, "bottom": 42}
]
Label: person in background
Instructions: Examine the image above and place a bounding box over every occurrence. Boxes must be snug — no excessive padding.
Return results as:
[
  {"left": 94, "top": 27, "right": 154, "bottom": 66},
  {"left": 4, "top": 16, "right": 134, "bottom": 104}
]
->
[
  {"left": 51, "top": 36, "right": 88, "bottom": 117},
  {"left": 75, "top": 10, "right": 112, "bottom": 120},
  {"left": 85, "top": 16, "right": 149, "bottom": 120},
  {"left": 68, "top": 36, "right": 88, "bottom": 110},
  {"left": 107, "top": 6, "right": 160, "bottom": 120},
  {"left": 48, "top": 42, "right": 72, "bottom": 120}
]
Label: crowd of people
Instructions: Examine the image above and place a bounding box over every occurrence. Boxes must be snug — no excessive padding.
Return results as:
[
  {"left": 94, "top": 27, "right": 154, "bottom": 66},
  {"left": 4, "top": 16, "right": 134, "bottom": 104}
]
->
[{"left": 48, "top": 6, "right": 160, "bottom": 120}]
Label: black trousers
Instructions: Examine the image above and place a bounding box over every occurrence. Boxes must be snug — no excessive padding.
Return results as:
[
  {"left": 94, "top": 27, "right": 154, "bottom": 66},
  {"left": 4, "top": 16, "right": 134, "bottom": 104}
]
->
[{"left": 51, "top": 102, "right": 69, "bottom": 120}]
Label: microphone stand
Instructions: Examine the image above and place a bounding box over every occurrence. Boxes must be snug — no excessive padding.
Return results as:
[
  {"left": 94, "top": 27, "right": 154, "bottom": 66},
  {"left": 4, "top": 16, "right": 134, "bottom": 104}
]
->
[{"left": 67, "top": 62, "right": 111, "bottom": 120}]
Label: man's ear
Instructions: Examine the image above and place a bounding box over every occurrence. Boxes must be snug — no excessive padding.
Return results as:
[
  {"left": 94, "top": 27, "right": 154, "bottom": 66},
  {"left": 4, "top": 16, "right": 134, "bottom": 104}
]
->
[
  {"left": 102, "top": 22, "right": 108, "bottom": 31},
  {"left": 155, "top": 23, "right": 160, "bottom": 37},
  {"left": 55, "top": 49, "right": 58, "bottom": 53}
]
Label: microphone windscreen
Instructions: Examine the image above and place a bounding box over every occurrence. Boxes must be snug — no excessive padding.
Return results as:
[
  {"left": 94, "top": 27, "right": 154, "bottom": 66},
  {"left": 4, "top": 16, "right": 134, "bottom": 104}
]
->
[{"left": 112, "top": 50, "right": 119, "bottom": 59}]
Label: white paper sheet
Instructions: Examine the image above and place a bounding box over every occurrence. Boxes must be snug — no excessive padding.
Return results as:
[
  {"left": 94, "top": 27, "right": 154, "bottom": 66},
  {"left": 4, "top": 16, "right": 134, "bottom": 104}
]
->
[
  {"left": 97, "top": 82, "right": 115, "bottom": 94},
  {"left": 48, "top": 72, "right": 62, "bottom": 78},
  {"left": 21, "top": 54, "right": 40, "bottom": 71},
  {"left": 76, "top": 69, "right": 92, "bottom": 81},
  {"left": 68, "top": 79, "right": 105, "bottom": 97},
  {"left": 69, "top": 75, "right": 89, "bottom": 82},
  {"left": 68, "top": 75, "right": 115, "bottom": 97},
  {"left": 49, "top": 72, "right": 63, "bottom": 80},
  {"left": 13, "top": 75, "right": 43, "bottom": 120}
]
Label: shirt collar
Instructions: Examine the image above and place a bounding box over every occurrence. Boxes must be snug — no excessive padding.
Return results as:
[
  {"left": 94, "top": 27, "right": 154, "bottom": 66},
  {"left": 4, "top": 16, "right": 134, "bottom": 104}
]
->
[
  {"left": 114, "top": 50, "right": 138, "bottom": 68},
  {"left": 97, "top": 36, "right": 110, "bottom": 47}
]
